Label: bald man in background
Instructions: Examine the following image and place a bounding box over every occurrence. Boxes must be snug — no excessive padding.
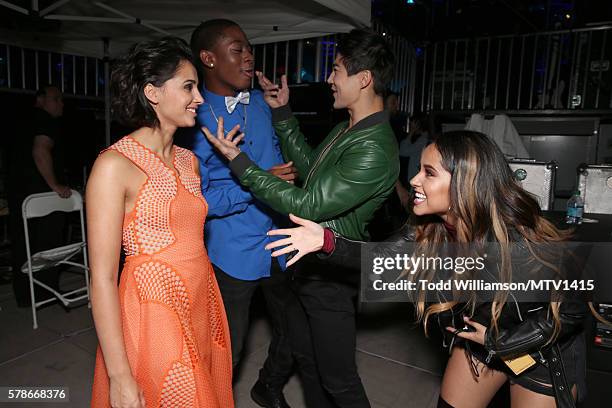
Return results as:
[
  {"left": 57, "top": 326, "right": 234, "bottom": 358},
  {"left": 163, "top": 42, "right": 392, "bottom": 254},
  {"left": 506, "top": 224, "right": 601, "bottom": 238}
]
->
[{"left": 8, "top": 84, "right": 71, "bottom": 307}]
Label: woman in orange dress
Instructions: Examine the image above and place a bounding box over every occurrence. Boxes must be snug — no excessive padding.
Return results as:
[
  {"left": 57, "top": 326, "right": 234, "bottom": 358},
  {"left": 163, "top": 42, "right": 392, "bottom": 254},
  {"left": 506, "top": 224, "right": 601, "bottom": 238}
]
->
[{"left": 87, "top": 37, "right": 234, "bottom": 408}]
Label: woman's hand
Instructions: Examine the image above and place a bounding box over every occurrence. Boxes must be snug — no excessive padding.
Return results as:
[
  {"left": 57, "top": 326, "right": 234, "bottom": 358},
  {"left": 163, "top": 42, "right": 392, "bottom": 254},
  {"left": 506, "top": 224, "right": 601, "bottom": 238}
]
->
[
  {"left": 109, "top": 373, "right": 145, "bottom": 408},
  {"left": 265, "top": 213, "right": 324, "bottom": 267},
  {"left": 201, "top": 116, "right": 244, "bottom": 161},
  {"left": 446, "top": 316, "right": 487, "bottom": 345},
  {"left": 256, "top": 72, "right": 289, "bottom": 108}
]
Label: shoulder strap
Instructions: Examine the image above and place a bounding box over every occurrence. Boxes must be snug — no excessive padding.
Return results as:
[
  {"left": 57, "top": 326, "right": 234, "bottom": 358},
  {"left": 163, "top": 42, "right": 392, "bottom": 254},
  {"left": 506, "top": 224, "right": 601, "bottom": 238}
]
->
[{"left": 173, "top": 146, "right": 202, "bottom": 197}]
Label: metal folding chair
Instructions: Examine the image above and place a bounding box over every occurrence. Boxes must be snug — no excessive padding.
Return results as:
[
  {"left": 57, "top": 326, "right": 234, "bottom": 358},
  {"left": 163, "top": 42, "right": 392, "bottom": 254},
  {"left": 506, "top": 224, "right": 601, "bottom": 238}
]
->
[{"left": 21, "top": 190, "right": 90, "bottom": 329}]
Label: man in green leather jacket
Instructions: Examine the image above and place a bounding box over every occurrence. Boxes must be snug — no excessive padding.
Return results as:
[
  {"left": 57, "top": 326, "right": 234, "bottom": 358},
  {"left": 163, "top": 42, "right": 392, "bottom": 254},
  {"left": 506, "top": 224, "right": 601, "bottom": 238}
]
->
[{"left": 204, "top": 29, "right": 398, "bottom": 408}]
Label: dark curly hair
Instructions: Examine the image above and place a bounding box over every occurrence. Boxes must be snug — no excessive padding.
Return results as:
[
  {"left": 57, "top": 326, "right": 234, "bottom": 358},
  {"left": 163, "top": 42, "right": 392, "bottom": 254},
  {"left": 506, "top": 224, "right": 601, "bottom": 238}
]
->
[
  {"left": 336, "top": 29, "right": 395, "bottom": 96},
  {"left": 111, "top": 36, "right": 194, "bottom": 129}
]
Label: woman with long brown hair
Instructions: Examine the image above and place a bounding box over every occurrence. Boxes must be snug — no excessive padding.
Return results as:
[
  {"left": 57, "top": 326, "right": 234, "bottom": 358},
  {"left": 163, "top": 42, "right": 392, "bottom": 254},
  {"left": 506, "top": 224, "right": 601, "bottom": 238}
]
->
[{"left": 265, "top": 130, "right": 589, "bottom": 408}]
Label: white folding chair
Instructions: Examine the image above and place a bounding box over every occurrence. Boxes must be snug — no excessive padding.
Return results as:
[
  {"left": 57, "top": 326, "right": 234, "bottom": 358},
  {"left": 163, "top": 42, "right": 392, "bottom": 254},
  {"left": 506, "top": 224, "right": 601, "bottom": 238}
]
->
[{"left": 21, "top": 190, "right": 90, "bottom": 329}]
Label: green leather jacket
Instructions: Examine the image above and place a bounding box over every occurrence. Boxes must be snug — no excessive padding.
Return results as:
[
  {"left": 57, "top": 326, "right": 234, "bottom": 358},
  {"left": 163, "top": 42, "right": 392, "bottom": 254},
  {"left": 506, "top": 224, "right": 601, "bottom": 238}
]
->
[{"left": 229, "top": 105, "right": 399, "bottom": 240}]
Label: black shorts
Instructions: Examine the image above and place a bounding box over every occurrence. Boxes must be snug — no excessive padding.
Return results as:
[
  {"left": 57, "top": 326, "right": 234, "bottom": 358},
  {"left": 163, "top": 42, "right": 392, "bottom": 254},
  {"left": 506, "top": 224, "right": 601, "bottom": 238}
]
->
[{"left": 461, "top": 332, "right": 587, "bottom": 401}]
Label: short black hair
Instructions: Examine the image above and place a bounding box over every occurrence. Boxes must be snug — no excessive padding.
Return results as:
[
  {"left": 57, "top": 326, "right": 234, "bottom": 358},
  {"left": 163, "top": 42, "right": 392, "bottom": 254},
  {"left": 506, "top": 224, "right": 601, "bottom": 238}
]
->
[
  {"left": 35, "top": 84, "right": 61, "bottom": 98},
  {"left": 110, "top": 36, "right": 194, "bottom": 129},
  {"left": 190, "top": 19, "right": 241, "bottom": 68},
  {"left": 336, "top": 29, "right": 395, "bottom": 96}
]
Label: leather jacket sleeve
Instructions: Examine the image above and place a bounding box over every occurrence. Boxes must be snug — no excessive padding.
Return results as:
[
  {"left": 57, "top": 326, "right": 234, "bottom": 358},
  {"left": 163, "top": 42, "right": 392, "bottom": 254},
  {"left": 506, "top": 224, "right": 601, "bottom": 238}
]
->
[
  {"left": 271, "top": 106, "right": 315, "bottom": 180},
  {"left": 484, "top": 301, "right": 587, "bottom": 359},
  {"left": 316, "top": 224, "right": 416, "bottom": 271},
  {"left": 228, "top": 140, "right": 396, "bottom": 222}
]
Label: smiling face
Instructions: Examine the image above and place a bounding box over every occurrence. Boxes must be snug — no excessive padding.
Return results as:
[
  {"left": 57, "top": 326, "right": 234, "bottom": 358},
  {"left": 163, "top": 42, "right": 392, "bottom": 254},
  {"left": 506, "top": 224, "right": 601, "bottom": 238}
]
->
[
  {"left": 326, "top": 53, "right": 364, "bottom": 109},
  {"left": 150, "top": 60, "right": 203, "bottom": 129},
  {"left": 410, "top": 144, "right": 453, "bottom": 222},
  {"left": 203, "top": 25, "right": 254, "bottom": 95}
]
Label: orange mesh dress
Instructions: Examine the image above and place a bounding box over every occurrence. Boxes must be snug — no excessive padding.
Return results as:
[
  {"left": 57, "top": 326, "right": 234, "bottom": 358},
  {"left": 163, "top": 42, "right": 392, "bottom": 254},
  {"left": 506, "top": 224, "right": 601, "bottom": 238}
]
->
[{"left": 91, "top": 136, "right": 233, "bottom": 408}]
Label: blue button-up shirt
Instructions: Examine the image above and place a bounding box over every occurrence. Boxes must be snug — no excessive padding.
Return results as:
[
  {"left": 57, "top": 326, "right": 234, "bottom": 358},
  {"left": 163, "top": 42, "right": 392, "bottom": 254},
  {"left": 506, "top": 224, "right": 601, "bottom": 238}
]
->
[{"left": 192, "top": 88, "right": 287, "bottom": 280}]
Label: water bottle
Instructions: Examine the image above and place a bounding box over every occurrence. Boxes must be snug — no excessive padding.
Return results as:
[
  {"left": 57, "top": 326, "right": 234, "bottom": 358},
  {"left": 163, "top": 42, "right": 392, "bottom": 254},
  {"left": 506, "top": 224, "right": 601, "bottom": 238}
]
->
[{"left": 565, "top": 190, "right": 584, "bottom": 224}]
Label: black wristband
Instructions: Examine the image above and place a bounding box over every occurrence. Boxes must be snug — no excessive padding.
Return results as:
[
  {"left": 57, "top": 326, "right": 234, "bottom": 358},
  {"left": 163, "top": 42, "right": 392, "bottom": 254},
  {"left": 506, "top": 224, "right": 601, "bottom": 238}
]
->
[
  {"left": 229, "top": 152, "right": 255, "bottom": 178},
  {"left": 271, "top": 105, "right": 292, "bottom": 123}
]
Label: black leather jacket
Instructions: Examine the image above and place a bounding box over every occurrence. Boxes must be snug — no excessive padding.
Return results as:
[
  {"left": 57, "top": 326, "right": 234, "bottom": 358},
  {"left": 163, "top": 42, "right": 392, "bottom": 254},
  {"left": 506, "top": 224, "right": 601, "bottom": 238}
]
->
[{"left": 321, "top": 223, "right": 586, "bottom": 407}]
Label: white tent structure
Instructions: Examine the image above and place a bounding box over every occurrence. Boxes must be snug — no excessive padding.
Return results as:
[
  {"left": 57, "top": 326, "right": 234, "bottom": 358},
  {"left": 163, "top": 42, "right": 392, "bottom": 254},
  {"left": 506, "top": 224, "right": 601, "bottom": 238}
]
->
[
  {"left": 1, "top": 0, "right": 370, "bottom": 144},
  {"left": 1, "top": 0, "right": 370, "bottom": 58}
]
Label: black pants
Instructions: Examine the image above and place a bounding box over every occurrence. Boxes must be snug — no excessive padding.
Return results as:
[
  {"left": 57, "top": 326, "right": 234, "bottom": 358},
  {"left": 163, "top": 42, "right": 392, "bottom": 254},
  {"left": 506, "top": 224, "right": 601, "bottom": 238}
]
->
[
  {"left": 295, "top": 276, "right": 370, "bottom": 408},
  {"left": 213, "top": 261, "right": 332, "bottom": 408}
]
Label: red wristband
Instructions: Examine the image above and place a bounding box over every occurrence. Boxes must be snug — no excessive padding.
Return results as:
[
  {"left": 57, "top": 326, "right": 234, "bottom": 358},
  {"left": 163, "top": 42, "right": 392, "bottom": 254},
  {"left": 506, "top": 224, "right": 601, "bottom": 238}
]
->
[{"left": 321, "top": 228, "right": 336, "bottom": 254}]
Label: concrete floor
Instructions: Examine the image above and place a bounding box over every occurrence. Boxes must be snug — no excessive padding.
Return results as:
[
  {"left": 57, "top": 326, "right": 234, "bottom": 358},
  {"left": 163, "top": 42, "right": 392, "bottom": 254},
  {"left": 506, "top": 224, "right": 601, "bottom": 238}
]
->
[
  {"left": 2, "top": 278, "right": 610, "bottom": 408},
  {"left": 0, "top": 277, "right": 445, "bottom": 408}
]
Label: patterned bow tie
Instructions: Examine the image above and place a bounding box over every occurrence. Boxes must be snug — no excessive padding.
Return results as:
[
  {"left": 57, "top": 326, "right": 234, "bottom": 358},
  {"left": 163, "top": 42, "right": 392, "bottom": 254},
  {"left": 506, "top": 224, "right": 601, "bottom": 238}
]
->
[{"left": 224, "top": 91, "right": 250, "bottom": 114}]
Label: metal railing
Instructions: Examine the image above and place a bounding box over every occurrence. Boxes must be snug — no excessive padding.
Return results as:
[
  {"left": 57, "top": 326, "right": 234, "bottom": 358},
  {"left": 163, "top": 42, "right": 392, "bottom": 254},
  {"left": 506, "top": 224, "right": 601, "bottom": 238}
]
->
[
  {"left": 415, "top": 24, "right": 612, "bottom": 113},
  {"left": 384, "top": 31, "right": 417, "bottom": 114},
  {"left": 251, "top": 35, "right": 339, "bottom": 87},
  {"left": 0, "top": 44, "right": 105, "bottom": 98},
  {"left": 251, "top": 23, "right": 417, "bottom": 114},
  {"left": 6, "top": 25, "right": 605, "bottom": 115}
]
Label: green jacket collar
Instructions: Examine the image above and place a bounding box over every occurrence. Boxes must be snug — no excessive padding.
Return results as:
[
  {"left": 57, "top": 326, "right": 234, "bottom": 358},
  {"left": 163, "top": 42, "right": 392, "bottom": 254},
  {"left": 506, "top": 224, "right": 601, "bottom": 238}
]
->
[{"left": 348, "top": 110, "right": 389, "bottom": 133}]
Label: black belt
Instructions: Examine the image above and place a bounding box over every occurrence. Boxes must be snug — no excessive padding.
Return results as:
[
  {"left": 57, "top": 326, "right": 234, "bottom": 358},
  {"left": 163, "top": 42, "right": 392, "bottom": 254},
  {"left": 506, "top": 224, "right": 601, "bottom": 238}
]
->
[{"left": 541, "top": 344, "right": 576, "bottom": 408}]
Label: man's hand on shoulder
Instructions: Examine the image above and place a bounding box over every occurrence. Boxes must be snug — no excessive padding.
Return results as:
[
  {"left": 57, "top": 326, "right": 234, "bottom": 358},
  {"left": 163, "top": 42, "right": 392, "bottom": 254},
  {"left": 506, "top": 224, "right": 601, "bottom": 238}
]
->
[{"left": 256, "top": 72, "right": 289, "bottom": 108}]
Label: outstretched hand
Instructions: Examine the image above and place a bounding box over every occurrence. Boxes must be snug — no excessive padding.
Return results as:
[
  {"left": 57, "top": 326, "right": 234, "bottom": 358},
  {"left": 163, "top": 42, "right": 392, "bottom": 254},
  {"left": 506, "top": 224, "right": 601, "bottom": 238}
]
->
[
  {"left": 265, "top": 213, "right": 325, "bottom": 267},
  {"left": 201, "top": 116, "right": 244, "bottom": 161},
  {"left": 256, "top": 72, "right": 289, "bottom": 108}
]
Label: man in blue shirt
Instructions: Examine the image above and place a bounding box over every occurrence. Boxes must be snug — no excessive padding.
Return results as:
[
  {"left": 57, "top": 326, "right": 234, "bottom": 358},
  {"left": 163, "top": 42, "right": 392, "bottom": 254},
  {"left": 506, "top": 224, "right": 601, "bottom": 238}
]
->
[{"left": 190, "top": 19, "right": 330, "bottom": 408}]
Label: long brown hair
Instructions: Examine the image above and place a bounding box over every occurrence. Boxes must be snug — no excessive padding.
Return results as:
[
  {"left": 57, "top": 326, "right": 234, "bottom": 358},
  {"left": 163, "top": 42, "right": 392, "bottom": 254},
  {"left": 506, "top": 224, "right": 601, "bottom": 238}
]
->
[{"left": 413, "top": 130, "right": 569, "bottom": 340}]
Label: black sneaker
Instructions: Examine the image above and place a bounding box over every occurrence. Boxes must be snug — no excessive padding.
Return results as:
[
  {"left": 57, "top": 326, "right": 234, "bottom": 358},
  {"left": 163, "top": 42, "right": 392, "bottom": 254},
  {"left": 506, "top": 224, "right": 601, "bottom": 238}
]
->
[{"left": 250, "top": 380, "right": 290, "bottom": 408}]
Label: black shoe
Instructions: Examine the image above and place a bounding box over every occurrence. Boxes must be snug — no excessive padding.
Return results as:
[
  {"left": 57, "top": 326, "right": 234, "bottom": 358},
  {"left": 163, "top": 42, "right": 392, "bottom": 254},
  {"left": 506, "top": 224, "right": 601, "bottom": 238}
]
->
[{"left": 250, "top": 380, "right": 290, "bottom": 408}]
